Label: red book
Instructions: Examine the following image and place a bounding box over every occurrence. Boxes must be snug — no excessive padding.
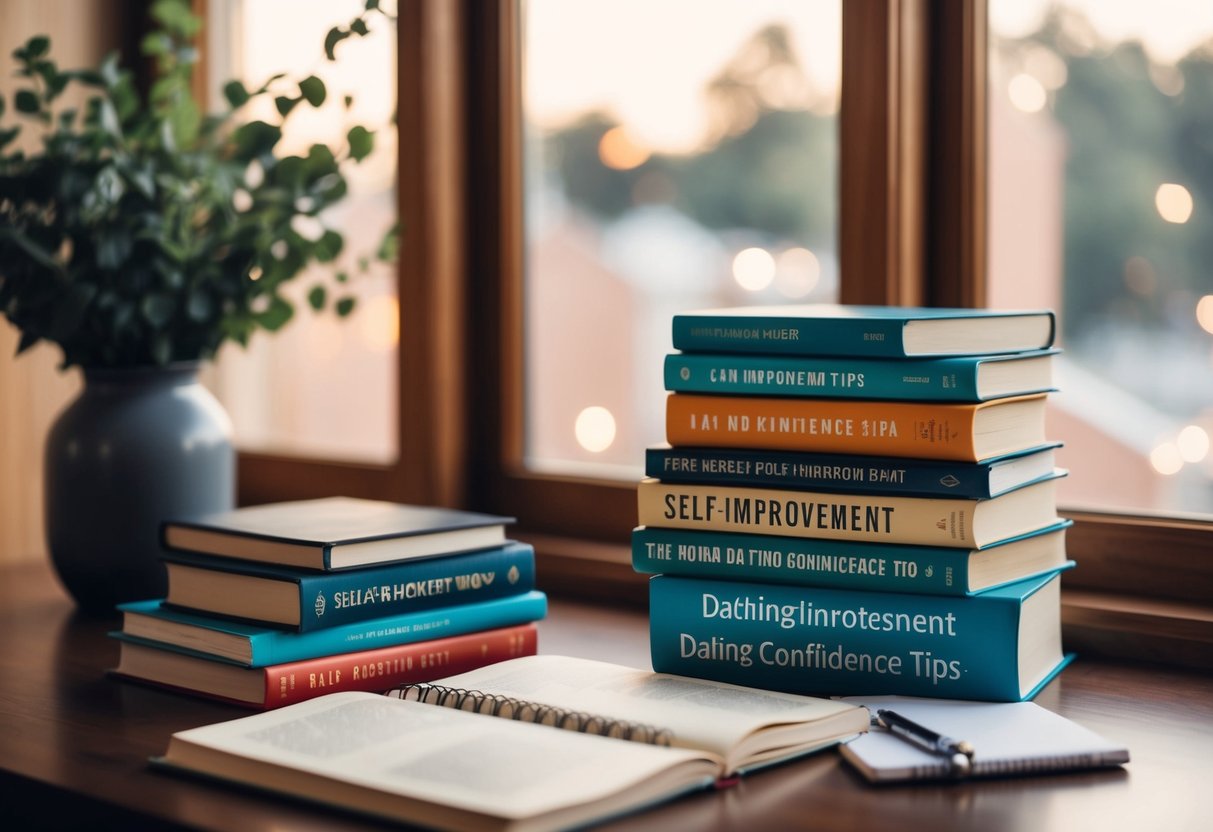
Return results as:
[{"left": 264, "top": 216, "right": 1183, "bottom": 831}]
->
[{"left": 112, "top": 623, "right": 539, "bottom": 708}]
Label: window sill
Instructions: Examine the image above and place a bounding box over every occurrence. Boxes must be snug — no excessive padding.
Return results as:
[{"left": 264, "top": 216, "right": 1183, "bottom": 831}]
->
[
  {"left": 1062, "top": 589, "right": 1213, "bottom": 671},
  {"left": 524, "top": 532, "right": 647, "bottom": 609}
]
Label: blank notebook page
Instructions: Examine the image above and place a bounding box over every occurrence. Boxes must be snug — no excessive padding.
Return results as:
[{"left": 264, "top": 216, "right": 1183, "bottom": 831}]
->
[{"left": 838, "top": 695, "right": 1129, "bottom": 783}]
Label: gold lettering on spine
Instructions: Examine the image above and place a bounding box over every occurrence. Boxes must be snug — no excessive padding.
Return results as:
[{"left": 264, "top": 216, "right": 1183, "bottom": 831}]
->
[{"left": 309, "top": 669, "right": 341, "bottom": 689}]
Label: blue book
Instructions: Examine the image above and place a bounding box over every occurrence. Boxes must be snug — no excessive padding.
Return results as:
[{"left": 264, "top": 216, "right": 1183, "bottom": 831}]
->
[
  {"left": 632, "top": 522, "right": 1073, "bottom": 596},
  {"left": 162, "top": 542, "right": 536, "bottom": 632},
  {"left": 648, "top": 572, "right": 1072, "bottom": 701},
  {"left": 663, "top": 350, "right": 1057, "bottom": 401},
  {"left": 671, "top": 305, "right": 1056, "bottom": 358},
  {"left": 645, "top": 444, "right": 1062, "bottom": 499},
  {"left": 117, "top": 591, "right": 548, "bottom": 667}
]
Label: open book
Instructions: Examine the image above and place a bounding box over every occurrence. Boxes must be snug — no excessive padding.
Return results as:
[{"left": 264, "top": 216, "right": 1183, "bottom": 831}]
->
[{"left": 155, "top": 655, "right": 868, "bottom": 832}]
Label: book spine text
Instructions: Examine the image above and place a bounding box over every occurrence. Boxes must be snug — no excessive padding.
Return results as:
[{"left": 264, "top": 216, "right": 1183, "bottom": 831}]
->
[
  {"left": 672, "top": 316, "right": 904, "bottom": 357},
  {"left": 645, "top": 447, "right": 999, "bottom": 498},
  {"left": 266, "top": 624, "right": 539, "bottom": 707},
  {"left": 632, "top": 528, "right": 974, "bottom": 595},
  {"left": 297, "top": 544, "right": 536, "bottom": 631},
  {"left": 664, "top": 354, "right": 982, "bottom": 401},
  {"left": 637, "top": 480, "right": 978, "bottom": 547},
  {"left": 648, "top": 576, "right": 1027, "bottom": 700},
  {"left": 666, "top": 394, "right": 982, "bottom": 460}
]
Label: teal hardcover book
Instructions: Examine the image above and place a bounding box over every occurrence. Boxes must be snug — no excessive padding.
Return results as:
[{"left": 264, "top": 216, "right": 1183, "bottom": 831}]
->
[
  {"left": 118, "top": 590, "right": 548, "bottom": 667},
  {"left": 163, "top": 542, "right": 536, "bottom": 631},
  {"left": 644, "top": 443, "right": 1062, "bottom": 499},
  {"left": 671, "top": 305, "right": 1056, "bottom": 358},
  {"left": 648, "top": 572, "right": 1070, "bottom": 701},
  {"left": 632, "top": 522, "right": 1073, "bottom": 596},
  {"left": 663, "top": 350, "right": 1057, "bottom": 401}
]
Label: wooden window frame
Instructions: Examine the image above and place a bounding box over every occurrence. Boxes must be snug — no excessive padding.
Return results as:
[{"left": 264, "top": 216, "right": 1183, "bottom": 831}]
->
[{"left": 221, "top": 1, "right": 1211, "bottom": 668}]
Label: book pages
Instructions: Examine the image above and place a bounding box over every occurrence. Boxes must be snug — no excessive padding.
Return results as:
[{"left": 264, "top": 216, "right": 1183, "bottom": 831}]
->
[{"left": 164, "top": 692, "right": 719, "bottom": 832}]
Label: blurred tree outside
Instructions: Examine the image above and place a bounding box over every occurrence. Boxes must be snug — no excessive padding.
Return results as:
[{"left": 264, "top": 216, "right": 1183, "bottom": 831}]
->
[
  {"left": 996, "top": 7, "right": 1213, "bottom": 427},
  {"left": 540, "top": 24, "right": 835, "bottom": 253}
]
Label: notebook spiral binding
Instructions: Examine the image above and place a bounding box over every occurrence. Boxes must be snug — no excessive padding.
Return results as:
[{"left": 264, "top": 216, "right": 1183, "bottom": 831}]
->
[{"left": 386, "top": 683, "right": 674, "bottom": 747}]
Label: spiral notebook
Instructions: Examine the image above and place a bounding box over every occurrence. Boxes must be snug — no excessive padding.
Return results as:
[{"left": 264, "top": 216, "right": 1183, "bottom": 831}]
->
[{"left": 838, "top": 695, "right": 1129, "bottom": 783}]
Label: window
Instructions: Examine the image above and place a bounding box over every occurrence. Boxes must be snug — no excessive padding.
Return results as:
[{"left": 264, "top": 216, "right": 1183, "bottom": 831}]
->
[
  {"left": 989, "top": 0, "right": 1213, "bottom": 517},
  {"left": 466, "top": 2, "right": 1212, "bottom": 662}
]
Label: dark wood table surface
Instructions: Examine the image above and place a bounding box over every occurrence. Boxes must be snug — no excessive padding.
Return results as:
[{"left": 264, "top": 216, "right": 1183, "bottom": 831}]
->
[{"left": 1, "top": 559, "right": 1211, "bottom": 831}]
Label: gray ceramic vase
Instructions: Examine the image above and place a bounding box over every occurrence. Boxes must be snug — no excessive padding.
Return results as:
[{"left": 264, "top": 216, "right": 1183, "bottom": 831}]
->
[{"left": 44, "top": 364, "right": 234, "bottom": 614}]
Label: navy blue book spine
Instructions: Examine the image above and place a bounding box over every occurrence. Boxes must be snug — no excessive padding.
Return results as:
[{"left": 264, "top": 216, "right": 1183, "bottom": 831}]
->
[{"left": 645, "top": 446, "right": 1038, "bottom": 499}]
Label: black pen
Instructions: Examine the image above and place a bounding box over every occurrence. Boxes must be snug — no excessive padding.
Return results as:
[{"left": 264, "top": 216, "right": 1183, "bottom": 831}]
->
[{"left": 875, "top": 709, "right": 975, "bottom": 776}]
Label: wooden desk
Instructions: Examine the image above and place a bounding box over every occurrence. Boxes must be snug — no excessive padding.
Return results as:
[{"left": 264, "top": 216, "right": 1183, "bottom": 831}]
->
[{"left": 1, "top": 559, "right": 1210, "bottom": 832}]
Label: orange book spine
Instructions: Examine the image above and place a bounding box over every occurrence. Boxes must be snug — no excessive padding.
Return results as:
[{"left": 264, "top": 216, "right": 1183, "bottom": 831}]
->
[
  {"left": 666, "top": 394, "right": 983, "bottom": 461},
  {"left": 263, "top": 623, "right": 539, "bottom": 708}
]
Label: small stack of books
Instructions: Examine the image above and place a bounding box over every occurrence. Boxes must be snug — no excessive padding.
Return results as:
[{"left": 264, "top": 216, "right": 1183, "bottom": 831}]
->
[
  {"left": 634, "top": 305, "right": 1074, "bottom": 701},
  {"left": 110, "top": 497, "right": 547, "bottom": 708}
]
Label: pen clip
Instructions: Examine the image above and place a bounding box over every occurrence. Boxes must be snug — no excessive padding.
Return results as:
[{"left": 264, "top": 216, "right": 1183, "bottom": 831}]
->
[{"left": 872, "top": 708, "right": 974, "bottom": 778}]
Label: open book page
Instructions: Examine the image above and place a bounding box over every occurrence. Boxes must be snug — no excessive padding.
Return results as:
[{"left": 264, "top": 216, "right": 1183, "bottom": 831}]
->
[
  {"left": 160, "top": 692, "right": 721, "bottom": 832},
  {"left": 405, "top": 655, "right": 866, "bottom": 771}
]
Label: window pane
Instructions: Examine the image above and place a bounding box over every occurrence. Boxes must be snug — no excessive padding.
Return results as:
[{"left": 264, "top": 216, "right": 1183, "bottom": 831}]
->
[
  {"left": 202, "top": 0, "right": 398, "bottom": 463},
  {"left": 522, "top": 0, "right": 842, "bottom": 478},
  {"left": 989, "top": 1, "right": 1213, "bottom": 513}
]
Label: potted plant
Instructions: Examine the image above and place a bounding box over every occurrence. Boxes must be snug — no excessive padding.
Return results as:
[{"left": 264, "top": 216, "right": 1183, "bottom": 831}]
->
[{"left": 0, "top": 0, "right": 395, "bottom": 613}]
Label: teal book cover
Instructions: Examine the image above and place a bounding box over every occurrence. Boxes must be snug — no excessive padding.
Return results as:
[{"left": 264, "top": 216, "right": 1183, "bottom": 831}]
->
[
  {"left": 663, "top": 350, "right": 1057, "bottom": 401},
  {"left": 118, "top": 591, "right": 548, "bottom": 667},
  {"left": 648, "top": 573, "right": 1068, "bottom": 701},
  {"left": 644, "top": 443, "right": 1062, "bottom": 499},
  {"left": 671, "top": 305, "right": 1056, "bottom": 358},
  {"left": 164, "top": 542, "right": 536, "bottom": 631},
  {"left": 632, "top": 522, "right": 1073, "bottom": 596}
]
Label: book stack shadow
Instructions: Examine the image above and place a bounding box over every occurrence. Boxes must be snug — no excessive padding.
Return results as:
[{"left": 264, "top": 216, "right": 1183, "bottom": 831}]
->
[
  {"left": 634, "top": 305, "right": 1075, "bottom": 701},
  {"left": 110, "top": 497, "right": 547, "bottom": 708}
]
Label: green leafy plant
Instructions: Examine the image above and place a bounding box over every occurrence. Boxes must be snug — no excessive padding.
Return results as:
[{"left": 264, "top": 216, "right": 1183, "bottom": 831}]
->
[{"left": 0, "top": 0, "right": 397, "bottom": 369}]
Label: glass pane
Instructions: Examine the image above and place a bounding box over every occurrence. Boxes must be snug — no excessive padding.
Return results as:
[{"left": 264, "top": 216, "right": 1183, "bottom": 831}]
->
[
  {"left": 989, "top": 1, "right": 1213, "bottom": 513},
  {"left": 522, "top": 0, "right": 842, "bottom": 478},
  {"left": 202, "top": 0, "right": 398, "bottom": 463}
]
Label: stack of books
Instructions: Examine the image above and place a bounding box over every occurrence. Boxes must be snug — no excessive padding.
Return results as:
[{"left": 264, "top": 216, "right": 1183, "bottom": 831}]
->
[
  {"left": 633, "top": 305, "right": 1074, "bottom": 701},
  {"left": 110, "top": 497, "right": 548, "bottom": 708}
]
